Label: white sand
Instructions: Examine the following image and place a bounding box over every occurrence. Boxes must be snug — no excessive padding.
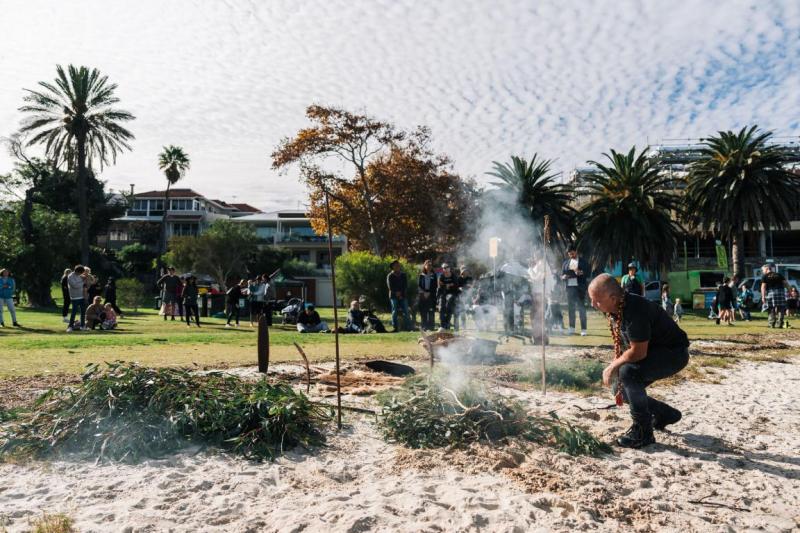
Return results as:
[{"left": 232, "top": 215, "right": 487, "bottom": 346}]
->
[{"left": 1, "top": 355, "right": 799, "bottom": 532}]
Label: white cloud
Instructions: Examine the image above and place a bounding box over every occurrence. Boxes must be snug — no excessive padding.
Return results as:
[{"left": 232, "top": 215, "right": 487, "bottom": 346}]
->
[{"left": 0, "top": 0, "right": 798, "bottom": 211}]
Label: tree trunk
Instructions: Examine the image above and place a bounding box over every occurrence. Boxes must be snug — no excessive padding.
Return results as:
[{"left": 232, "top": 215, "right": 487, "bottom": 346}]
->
[
  {"left": 161, "top": 182, "right": 172, "bottom": 256},
  {"left": 26, "top": 280, "right": 55, "bottom": 308},
  {"left": 355, "top": 170, "right": 383, "bottom": 256},
  {"left": 731, "top": 231, "right": 746, "bottom": 279},
  {"left": 77, "top": 135, "right": 90, "bottom": 265}
]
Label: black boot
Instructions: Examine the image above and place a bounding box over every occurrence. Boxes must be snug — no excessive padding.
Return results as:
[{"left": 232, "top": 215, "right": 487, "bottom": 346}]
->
[
  {"left": 653, "top": 406, "right": 682, "bottom": 431},
  {"left": 616, "top": 419, "right": 655, "bottom": 449}
]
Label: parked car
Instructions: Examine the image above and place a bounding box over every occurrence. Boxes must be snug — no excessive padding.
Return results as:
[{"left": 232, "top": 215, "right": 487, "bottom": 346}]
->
[{"left": 644, "top": 280, "right": 665, "bottom": 302}]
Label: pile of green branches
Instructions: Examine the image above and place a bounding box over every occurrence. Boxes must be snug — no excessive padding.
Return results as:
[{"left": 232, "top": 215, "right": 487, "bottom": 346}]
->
[
  {"left": 0, "top": 362, "right": 331, "bottom": 462},
  {"left": 378, "top": 377, "right": 610, "bottom": 456}
]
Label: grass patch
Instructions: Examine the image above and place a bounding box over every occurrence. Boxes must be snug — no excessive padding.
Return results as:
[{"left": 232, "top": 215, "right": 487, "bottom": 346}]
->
[
  {"left": 29, "top": 513, "right": 76, "bottom": 533},
  {"left": 377, "top": 376, "right": 610, "bottom": 456},
  {"left": 0, "top": 362, "right": 331, "bottom": 463}
]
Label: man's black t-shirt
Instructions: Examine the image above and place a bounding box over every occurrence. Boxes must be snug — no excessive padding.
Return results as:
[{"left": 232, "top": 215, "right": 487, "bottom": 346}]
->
[
  {"left": 617, "top": 293, "right": 689, "bottom": 349},
  {"left": 761, "top": 272, "right": 786, "bottom": 291},
  {"left": 298, "top": 310, "right": 321, "bottom": 326}
]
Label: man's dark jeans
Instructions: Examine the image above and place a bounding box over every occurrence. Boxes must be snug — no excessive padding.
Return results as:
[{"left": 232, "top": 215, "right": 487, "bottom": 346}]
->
[
  {"left": 619, "top": 345, "right": 690, "bottom": 424},
  {"left": 566, "top": 286, "right": 587, "bottom": 330},
  {"left": 69, "top": 298, "right": 87, "bottom": 329}
]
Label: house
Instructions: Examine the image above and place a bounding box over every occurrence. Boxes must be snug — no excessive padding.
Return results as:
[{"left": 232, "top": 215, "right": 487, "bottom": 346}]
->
[
  {"left": 102, "top": 189, "right": 262, "bottom": 250},
  {"left": 230, "top": 210, "right": 348, "bottom": 306}
]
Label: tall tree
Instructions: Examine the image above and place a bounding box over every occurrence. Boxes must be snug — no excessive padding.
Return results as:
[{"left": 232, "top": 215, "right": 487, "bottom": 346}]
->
[
  {"left": 685, "top": 126, "right": 800, "bottom": 277},
  {"left": 578, "top": 147, "right": 683, "bottom": 270},
  {"left": 486, "top": 154, "right": 577, "bottom": 250},
  {"left": 305, "top": 144, "right": 479, "bottom": 257},
  {"left": 18, "top": 64, "right": 135, "bottom": 264},
  {"left": 272, "top": 105, "right": 407, "bottom": 256},
  {"left": 157, "top": 145, "right": 191, "bottom": 256}
]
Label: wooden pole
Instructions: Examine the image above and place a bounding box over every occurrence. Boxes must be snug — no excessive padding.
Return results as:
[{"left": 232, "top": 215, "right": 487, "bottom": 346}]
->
[
  {"left": 257, "top": 313, "right": 269, "bottom": 374},
  {"left": 323, "top": 191, "right": 342, "bottom": 429},
  {"left": 541, "top": 215, "right": 550, "bottom": 395}
]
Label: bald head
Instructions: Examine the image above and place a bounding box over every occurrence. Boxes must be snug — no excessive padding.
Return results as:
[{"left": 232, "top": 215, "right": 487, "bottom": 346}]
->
[{"left": 588, "top": 273, "right": 624, "bottom": 314}]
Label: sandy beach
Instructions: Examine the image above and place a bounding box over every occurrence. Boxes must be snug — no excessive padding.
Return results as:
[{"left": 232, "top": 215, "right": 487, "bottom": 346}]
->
[{"left": 1, "top": 344, "right": 799, "bottom": 533}]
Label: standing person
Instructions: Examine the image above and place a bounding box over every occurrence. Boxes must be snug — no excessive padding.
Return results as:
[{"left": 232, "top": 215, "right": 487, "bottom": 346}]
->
[
  {"left": 716, "top": 277, "right": 734, "bottom": 326},
  {"left": 561, "top": 246, "right": 590, "bottom": 336},
  {"left": 456, "top": 266, "right": 473, "bottom": 331},
  {"left": 437, "top": 263, "right": 460, "bottom": 331},
  {"left": 60, "top": 268, "right": 72, "bottom": 323},
  {"left": 386, "top": 260, "right": 411, "bottom": 332},
  {"left": 0, "top": 269, "right": 20, "bottom": 327},
  {"left": 588, "top": 274, "right": 689, "bottom": 448},
  {"left": 786, "top": 286, "right": 799, "bottom": 328},
  {"left": 621, "top": 263, "right": 645, "bottom": 297},
  {"left": 737, "top": 283, "right": 754, "bottom": 322},
  {"left": 417, "top": 260, "right": 437, "bottom": 331},
  {"left": 157, "top": 267, "right": 181, "bottom": 321},
  {"left": 183, "top": 276, "right": 200, "bottom": 327},
  {"left": 262, "top": 273, "right": 275, "bottom": 326},
  {"left": 66, "top": 265, "right": 87, "bottom": 332},
  {"left": 85, "top": 268, "right": 100, "bottom": 302},
  {"left": 103, "top": 277, "right": 122, "bottom": 316},
  {"left": 760, "top": 264, "right": 791, "bottom": 329},
  {"left": 660, "top": 283, "right": 673, "bottom": 316},
  {"left": 225, "top": 279, "right": 247, "bottom": 328},
  {"left": 175, "top": 277, "right": 185, "bottom": 321},
  {"left": 248, "top": 277, "right": 264, "bottom": 327}
]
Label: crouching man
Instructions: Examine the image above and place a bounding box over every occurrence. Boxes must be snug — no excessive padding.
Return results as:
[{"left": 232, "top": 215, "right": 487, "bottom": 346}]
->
[{"left": 588, "top": 274, "right": 689, "bottom": 448}]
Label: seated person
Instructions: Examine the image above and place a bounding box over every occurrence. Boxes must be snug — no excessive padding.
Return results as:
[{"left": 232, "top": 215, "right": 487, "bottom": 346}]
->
[
  {"left": 102, "top": 303, "right": 118, "bottom": 330},
  {"left": 85, "top": 296, "right": 107, "bottom": 330},
  {"left": 344, "top": 300, "right": 366, "bottom": 333},
  {"left": 296, "top": 304, "right": 329, "bottom": 333},
  {"left": 364, "top": 307, "right": 387, "bottom": 333}
]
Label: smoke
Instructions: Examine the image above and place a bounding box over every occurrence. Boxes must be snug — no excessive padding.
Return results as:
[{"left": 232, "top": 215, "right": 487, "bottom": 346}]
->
[{"left": 459, "top": 185, "right": 545, "bottom": 269}]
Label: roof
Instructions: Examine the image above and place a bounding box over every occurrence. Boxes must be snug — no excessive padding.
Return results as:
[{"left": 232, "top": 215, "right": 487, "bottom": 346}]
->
[
  {"left": 229, "top": 203, "right": 262, "bottom": 213},
  {"left": 134, "top": 189, "right": 204, "bottom": 198}
]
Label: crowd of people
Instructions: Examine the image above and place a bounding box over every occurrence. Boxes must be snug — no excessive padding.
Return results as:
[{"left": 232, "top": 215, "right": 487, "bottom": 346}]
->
[{"left": 62, "top": 265, "right": 120, "bottom": 332}]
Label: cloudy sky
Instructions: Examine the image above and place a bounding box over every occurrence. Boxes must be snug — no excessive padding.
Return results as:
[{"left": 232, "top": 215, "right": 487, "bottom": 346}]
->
[{"left": 1, "top": 0, "right": 799, "bottom": 211}]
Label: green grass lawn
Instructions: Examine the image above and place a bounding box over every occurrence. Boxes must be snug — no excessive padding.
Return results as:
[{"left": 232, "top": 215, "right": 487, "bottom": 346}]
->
[{"left": 0, "top": 303, "right": 788, "bottom": 377}]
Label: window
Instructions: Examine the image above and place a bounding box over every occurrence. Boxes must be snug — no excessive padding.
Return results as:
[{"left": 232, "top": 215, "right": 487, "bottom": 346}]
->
[
  {"left": 149, "top": 199, "right": 164, "bottom": 212},
  {"left": 132, "top": 199, "right": 148, "bottom": 211},
  {"left": 109, "top": 229, "right": 129, "bottom": 241},
  {"left": 171, "top": 223, "right": 198, "bottom": 237},
  {"left": 293, "top": 251, "right": 311, "bottom": 263},
  {"left": 256, "top": 226, "right": 276, "bottom": 240},
  {"left": 170, "top": 199, "right": 194, "bottom": 210}
]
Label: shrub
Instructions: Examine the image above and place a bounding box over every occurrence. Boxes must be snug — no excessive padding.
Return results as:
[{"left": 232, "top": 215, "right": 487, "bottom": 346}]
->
[
  {"left": 117, "top": 243, "right": 157, "bottom": 276},
  {"left": 116, "top": 278, "right": 149, "bottom": 312},
  {"left": 378, "top": 376, "right": 610, "bottom": 456},
  {"left": 0, "top": 362, "right": 332, "bottom": 462},
  {"left": 335, "top": 251, "right": 418, "bottom": 313}
]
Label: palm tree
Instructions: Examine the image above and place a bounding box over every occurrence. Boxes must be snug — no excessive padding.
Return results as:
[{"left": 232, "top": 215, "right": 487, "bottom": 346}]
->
[
  {"left": 578, "top": 147, "right": 683, "bottom": 271},
  {"left": 157, "top": 145, "right": 191, "bottom": 255},
  {"left": 486, "top": 155, "right": 577, "bottom": 249},
  {"left": 685, "top": 126, "right": 800, "bottom": 277},
  {"left": 18, "top": 64, "right": 135, "bottom": 264}
]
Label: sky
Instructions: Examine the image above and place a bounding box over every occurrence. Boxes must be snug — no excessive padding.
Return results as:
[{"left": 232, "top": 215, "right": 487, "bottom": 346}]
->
[{"left": 1, "top": 0, "right": 799, "bottom": 211}]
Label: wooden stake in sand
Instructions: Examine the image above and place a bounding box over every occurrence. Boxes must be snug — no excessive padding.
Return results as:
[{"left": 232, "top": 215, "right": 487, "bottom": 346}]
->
[
  {"left": 541, "top": 215, "right": 551, "bottom": 395},
  {"left": 323, "top": 191, "right": 342, "bottom": 429},
  {"left": 257, "top": 313, "right": 269, "bottom": 374}
]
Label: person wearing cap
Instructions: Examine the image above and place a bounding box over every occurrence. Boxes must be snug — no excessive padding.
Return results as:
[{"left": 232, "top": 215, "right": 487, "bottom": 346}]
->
[
  {"left": 621, "top": 263, "right": 645, "bottom": 297},
  {"left": 437, "top": 263, "right": 460, "bottom": 331},
  {"left": 561, "top": 246, "right": 590, "bottom": 335},
  {"left": 386, "top": 260, "right": 411, "bottom": 332},
  {"left": 297, "top": 303, "right": 329, "bottom": 333}
]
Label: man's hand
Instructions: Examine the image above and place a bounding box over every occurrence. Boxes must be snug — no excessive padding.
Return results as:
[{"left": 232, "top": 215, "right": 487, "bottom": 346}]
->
[
  {"left": 561, "top": 274, "right": 568, "bottom": 280},
  {"left": 395, "top": 291, "right": 403, "bottom": 299},
  {"left": 602, "top": 363, "right": 618, "bottom": 387}
]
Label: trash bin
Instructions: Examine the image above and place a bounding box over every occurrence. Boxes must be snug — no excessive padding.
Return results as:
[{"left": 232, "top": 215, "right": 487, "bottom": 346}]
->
[{"left": 200, "top": 293, "right": 209, "bottom": 317}]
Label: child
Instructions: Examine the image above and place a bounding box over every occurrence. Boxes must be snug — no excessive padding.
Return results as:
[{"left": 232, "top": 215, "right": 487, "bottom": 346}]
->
[
  {"left": 737, "top": 284, "right": 753, "bottom": 322},
  {"left": 101, "top": 303, "right": 117, "bottom": 330},
  {"left": 85, "top": 296, "right": 106, "bottom": 330},
  {"left": 786, "top": 287, "right": 798, "bottom": 328},
  {"left": 673, "top": 298, "right": 684, "bottom": 323}
]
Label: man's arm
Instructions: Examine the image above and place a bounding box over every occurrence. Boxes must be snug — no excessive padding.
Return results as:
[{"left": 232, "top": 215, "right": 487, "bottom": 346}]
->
[{"left": 602, "top": 340, "right": 648, "bottom": 386}]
